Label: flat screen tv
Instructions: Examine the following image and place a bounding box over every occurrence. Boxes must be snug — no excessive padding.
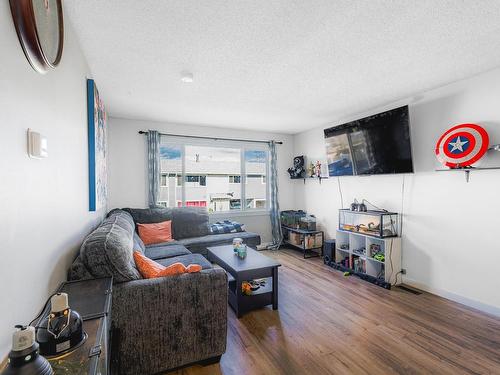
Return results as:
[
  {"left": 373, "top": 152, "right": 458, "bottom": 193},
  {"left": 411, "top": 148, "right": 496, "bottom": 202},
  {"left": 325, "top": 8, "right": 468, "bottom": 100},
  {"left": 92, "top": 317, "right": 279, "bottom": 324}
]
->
[{"left": 324, "top": 105, "right": 413, "bottom": 176}]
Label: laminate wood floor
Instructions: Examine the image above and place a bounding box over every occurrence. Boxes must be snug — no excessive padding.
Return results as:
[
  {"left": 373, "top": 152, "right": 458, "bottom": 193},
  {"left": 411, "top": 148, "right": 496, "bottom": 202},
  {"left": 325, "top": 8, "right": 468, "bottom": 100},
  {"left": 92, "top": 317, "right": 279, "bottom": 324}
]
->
[{"left": 167, "top": 248, "right": 500, "bottom": 375}]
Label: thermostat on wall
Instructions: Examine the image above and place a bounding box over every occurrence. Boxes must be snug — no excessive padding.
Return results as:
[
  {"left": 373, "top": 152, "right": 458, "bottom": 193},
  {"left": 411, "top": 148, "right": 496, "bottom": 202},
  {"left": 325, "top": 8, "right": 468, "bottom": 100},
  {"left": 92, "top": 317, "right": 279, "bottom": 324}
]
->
[{"left": 27, "top": 129, "right": 48, "bottom": 159}]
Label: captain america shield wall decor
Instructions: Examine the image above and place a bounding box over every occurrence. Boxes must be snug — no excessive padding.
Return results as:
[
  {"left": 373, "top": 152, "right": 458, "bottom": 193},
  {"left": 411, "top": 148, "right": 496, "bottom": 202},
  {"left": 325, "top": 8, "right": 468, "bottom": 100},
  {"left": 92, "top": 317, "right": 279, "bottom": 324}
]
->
[{"left": 435, "top": 123, "right": 489, "bottom": 168}]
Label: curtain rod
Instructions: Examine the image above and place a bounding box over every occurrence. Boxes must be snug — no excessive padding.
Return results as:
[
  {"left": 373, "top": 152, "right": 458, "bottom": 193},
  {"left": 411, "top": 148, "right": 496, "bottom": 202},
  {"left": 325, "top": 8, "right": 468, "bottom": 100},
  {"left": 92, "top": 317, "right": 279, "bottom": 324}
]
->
[{"left": 138, "top": 130, "right": 283, "bottom": 145}]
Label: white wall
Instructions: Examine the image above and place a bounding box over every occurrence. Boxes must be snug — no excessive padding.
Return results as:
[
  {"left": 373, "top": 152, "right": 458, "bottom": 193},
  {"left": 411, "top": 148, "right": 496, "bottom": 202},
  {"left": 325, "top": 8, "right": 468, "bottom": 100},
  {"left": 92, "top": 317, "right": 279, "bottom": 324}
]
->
[
  {"left": 0, "top": 4, "right": 105, "bottom": 358},
  {"left": 293, "top": 67, "right": 500, "bottom": 316},
  {"left": 108, "top": 117, "right": 294, "bottom": 243}
]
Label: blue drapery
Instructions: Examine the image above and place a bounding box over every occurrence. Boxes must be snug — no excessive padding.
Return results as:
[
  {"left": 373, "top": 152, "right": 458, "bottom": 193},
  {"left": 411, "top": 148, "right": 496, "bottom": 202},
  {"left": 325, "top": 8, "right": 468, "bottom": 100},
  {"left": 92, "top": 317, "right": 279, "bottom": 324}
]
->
[
  {"left": 268, "top": 141, "right": 283, "bottom": 249},
  {"left": 147, "top": 130, "right": 160, "bottom": 208}
]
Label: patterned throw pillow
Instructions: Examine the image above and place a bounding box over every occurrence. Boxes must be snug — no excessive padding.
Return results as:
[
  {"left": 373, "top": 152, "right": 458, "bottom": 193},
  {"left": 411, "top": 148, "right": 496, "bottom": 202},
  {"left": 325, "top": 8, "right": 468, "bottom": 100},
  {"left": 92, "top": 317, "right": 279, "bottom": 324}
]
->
[{"left": 210, "top": 220, "right": 245, "bottom": 234}]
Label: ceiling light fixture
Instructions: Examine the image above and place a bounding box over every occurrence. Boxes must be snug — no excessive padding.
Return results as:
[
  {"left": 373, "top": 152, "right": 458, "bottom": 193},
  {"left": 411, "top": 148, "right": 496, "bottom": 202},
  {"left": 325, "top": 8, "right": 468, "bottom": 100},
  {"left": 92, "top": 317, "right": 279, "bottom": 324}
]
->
[{"left": 180, "top": 71, "right": 193, "bottom": 83}]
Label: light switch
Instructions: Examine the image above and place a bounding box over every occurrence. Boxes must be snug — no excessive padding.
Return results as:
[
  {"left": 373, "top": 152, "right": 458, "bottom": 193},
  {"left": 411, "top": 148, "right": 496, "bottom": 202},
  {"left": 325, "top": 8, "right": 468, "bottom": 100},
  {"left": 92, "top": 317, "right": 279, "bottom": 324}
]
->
[{"left": 27, "top": 129, "right": 48, "bottom": 159}]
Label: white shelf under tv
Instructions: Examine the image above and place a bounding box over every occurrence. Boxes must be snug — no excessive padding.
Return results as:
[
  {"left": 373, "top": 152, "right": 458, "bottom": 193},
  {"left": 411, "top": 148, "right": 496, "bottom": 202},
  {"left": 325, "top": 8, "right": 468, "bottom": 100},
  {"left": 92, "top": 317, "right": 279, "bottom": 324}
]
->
[{"left": 335, "top": 230, "right": 402, "bottom": 285}]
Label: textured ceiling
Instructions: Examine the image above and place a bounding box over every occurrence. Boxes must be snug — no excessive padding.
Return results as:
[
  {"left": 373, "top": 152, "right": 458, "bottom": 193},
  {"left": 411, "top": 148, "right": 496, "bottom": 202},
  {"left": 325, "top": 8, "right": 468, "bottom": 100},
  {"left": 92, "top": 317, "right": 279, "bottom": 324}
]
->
[{"left": 65, "top": 1, "right": 500, "bottom": 134}]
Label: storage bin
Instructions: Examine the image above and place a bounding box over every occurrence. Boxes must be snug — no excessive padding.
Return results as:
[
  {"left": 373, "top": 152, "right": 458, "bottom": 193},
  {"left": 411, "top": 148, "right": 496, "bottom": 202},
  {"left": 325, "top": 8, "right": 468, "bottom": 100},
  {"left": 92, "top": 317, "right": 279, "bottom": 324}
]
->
[
  {"left": 281, "top": 210, "right": 307, "bottom": 229},
  {"left": 299, "top": 215, "right": 317, "bottom": 231},
  {"left": 289, "top": 232, "right": 302, "bottom": 246}
]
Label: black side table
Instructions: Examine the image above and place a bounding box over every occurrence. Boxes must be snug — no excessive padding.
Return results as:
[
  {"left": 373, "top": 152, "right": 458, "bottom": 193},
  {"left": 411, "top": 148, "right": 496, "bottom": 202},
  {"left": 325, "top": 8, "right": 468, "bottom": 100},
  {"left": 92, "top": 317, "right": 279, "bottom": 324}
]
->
[{"left": 34, "top": 277, "right": 113, "bottom": 375}]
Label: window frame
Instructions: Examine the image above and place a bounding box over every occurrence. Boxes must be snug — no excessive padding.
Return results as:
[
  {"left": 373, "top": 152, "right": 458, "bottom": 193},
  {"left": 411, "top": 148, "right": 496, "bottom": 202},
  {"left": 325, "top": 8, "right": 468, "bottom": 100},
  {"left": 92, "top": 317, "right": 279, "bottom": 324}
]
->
[{"left": 160, "top": 138, "right": 270, "bottom": 216}]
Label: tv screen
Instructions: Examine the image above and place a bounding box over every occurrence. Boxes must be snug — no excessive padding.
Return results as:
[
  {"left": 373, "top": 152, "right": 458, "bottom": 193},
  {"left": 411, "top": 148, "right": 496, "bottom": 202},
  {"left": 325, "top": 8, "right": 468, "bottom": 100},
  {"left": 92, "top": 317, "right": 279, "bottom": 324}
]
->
[{"left": 324, "top": 106, "right": 413, "bottom": 176}]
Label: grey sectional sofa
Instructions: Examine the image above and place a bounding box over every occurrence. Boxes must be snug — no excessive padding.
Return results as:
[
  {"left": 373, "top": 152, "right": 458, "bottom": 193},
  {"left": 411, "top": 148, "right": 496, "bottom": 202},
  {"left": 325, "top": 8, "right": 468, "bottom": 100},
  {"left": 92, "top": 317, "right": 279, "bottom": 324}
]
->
[{"left": 68, "top": 207, "right": 261, "bottom": 375}]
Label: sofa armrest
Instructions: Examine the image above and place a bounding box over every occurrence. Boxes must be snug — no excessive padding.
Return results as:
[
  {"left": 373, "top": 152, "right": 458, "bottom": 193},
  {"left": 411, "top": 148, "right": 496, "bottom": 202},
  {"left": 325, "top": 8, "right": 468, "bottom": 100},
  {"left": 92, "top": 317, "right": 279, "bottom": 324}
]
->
[{"left": 112, "top": 268, "right": 227, "bottom": 375}]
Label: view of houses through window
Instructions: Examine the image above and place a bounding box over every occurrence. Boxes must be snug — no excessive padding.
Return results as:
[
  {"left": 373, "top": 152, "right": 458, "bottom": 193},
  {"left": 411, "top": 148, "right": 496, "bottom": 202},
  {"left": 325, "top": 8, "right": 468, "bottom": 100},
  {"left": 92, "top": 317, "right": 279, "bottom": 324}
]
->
[{"left": 158, "top": 142, "right": 268, "bottom": 212}]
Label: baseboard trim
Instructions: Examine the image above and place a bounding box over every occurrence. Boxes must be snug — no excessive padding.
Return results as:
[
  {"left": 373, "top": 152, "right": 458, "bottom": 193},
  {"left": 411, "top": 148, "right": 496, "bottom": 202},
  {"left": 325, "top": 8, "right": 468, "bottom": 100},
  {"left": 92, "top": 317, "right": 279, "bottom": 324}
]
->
[
  {"left": 404, "top": 277, "right": 500, "bottom": 318},
  {"left": 256, "top": 242, "right": 272, "bottom": 250}
]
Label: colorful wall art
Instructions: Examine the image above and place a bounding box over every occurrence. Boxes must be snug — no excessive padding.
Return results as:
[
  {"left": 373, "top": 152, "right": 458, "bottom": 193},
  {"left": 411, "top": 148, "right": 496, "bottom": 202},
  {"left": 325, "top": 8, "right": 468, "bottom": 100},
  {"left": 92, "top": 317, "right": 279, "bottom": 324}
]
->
[{"left": 87, "top": 79, "right": 107, "bottom": 211}]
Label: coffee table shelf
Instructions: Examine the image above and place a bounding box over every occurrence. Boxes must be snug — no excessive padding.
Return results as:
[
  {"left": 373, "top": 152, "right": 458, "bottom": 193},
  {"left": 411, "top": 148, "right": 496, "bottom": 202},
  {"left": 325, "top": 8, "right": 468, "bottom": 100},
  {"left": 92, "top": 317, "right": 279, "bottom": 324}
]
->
[{"left": 228, "top": 277, "right": 272, "bottom": 296}]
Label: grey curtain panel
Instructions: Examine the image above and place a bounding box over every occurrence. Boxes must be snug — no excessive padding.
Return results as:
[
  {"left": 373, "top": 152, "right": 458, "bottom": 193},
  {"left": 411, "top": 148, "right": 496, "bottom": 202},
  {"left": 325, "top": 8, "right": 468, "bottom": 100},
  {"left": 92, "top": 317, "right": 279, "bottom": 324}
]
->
[
  {"left": 147, "top": 130, "right": 160, "bottom": 208},
  {"left": 268, "top": 141, "right": 283, "bottom": 250}
]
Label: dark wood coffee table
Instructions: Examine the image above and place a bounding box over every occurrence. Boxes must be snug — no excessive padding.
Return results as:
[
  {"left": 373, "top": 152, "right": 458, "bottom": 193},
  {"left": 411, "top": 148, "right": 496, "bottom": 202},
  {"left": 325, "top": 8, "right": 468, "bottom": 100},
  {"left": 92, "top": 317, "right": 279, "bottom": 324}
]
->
[{"left": 207, "top": 245, "right": 281, "bottom": 318}]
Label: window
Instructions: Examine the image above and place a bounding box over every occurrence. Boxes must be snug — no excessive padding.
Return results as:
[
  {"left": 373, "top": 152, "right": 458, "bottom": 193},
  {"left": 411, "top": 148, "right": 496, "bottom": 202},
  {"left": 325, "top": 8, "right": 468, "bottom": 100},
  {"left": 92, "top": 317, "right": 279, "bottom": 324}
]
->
[
  {"left": 255, "top": 199, "right": 266, "bottom": 209},
  {"left": 157, "top": 201, "right": 168, "bottom": 208},
  {"left": 245, "top": 150, "right": 268, "bottom": 210},
  {"left": 160, "top": 174, "right": 168, "bottom": 187},
  {"left": 185, "top": 175, "right": 207, "bottom": 186},
  {"left": 160, "top": 140, "right": 270, "bottom": 213},
  {"left": 185, "top": 145, "right": 240, "bottom": 211},
  {"left": 159, "top": 145, "right": 182, "bottom": 207},
  {"left": 230, "top": 199, "right": 241, "bottom": 210},
  {"left": 159, "top": 174, "right": 169, "bottom": 206},
  {"left": 186, "top": 201, "right": 207, "bottom": 207}
]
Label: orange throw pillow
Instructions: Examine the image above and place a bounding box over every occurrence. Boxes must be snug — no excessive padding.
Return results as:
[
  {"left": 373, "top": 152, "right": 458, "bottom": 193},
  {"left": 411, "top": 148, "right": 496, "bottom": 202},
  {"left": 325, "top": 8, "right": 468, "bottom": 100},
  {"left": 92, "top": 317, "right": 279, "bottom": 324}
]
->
[
  {"left": 186, "top": 264, "right": 202, "bottom": 273},
  {"left": 157, "top": 263, "right": 187, "bottom": 277},
  {"left": 133, "top": 251, "right": 202, "bottom": 279},
  {"left": 137, "top": 220, "right": 173, "bottom": 245},
  {"left": 133, "top": 251, "right": 166, "bottom": 279}
]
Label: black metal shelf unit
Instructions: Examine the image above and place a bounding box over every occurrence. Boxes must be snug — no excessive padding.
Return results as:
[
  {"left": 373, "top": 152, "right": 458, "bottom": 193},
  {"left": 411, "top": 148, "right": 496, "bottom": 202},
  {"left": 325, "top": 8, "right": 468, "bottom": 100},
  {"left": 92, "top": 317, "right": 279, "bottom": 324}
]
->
[{"left": 281, "top": 225, "right": 324, "bottom": 259}]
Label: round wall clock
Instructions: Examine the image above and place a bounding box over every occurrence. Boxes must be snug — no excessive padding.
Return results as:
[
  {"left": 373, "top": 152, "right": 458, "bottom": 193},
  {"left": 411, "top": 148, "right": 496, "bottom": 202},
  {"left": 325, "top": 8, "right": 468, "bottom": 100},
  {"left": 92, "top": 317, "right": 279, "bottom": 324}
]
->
[{"left": 9, "top": 0, "right": 64, "bottom": 74}]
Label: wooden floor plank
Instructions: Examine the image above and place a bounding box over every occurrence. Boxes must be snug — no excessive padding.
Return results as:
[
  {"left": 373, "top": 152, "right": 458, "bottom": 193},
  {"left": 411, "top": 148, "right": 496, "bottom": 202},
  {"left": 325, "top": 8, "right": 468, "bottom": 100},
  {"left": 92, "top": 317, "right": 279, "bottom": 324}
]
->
[{"left": 166, "top": 248, "right": 500, "bottom": 375}]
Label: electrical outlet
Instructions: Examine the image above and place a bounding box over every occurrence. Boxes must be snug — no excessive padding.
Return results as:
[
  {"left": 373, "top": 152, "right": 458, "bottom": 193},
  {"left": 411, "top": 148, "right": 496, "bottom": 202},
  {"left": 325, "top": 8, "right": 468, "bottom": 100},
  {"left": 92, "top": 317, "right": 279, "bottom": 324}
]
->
[{"left": 401, "top": 269, "right": 407, "bottom": 275}]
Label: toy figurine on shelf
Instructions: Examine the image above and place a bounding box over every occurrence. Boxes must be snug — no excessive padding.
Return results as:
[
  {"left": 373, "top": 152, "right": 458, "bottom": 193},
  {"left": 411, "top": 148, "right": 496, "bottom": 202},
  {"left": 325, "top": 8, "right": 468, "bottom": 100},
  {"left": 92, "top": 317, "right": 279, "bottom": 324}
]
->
[
  {"left": 287, "top": 156, "right": 306, "bottom": 179},
  {"left": 315, "top": 160, "right": 322, "bottom": 177},
  {"left": 308, "top": 162, "right": 316, "bottom": 177}
]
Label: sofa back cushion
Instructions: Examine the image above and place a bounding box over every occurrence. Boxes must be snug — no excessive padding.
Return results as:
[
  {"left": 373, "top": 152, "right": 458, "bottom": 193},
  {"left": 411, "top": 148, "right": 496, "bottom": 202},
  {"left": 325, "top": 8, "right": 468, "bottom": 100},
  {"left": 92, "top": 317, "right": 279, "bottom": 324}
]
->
[
  {"left": 80, "top": 210, "right": 141, "bottom": 283},
  {"left": 171, "top": 207, "right": 210, "bottom": 239},
  {"left": 122, "top": 207, "right": 210, "bottom": 240},
  {"left": 122, "top": 207, "right": 173, "bottom": 232}
]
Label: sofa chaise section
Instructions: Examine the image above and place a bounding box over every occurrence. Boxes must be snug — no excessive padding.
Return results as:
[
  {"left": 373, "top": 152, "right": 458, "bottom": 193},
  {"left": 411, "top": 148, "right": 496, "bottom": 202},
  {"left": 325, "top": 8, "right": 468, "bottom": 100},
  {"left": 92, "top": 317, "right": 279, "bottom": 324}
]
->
[
  {"left": 179, "top": 231, "right": 261, "bottom": 256},
  {"left": 112, "top": 269, "right": 227, "bottom": 375},
  {"left": 144, "top": 242, "right": 191, "bottom": 260}
]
